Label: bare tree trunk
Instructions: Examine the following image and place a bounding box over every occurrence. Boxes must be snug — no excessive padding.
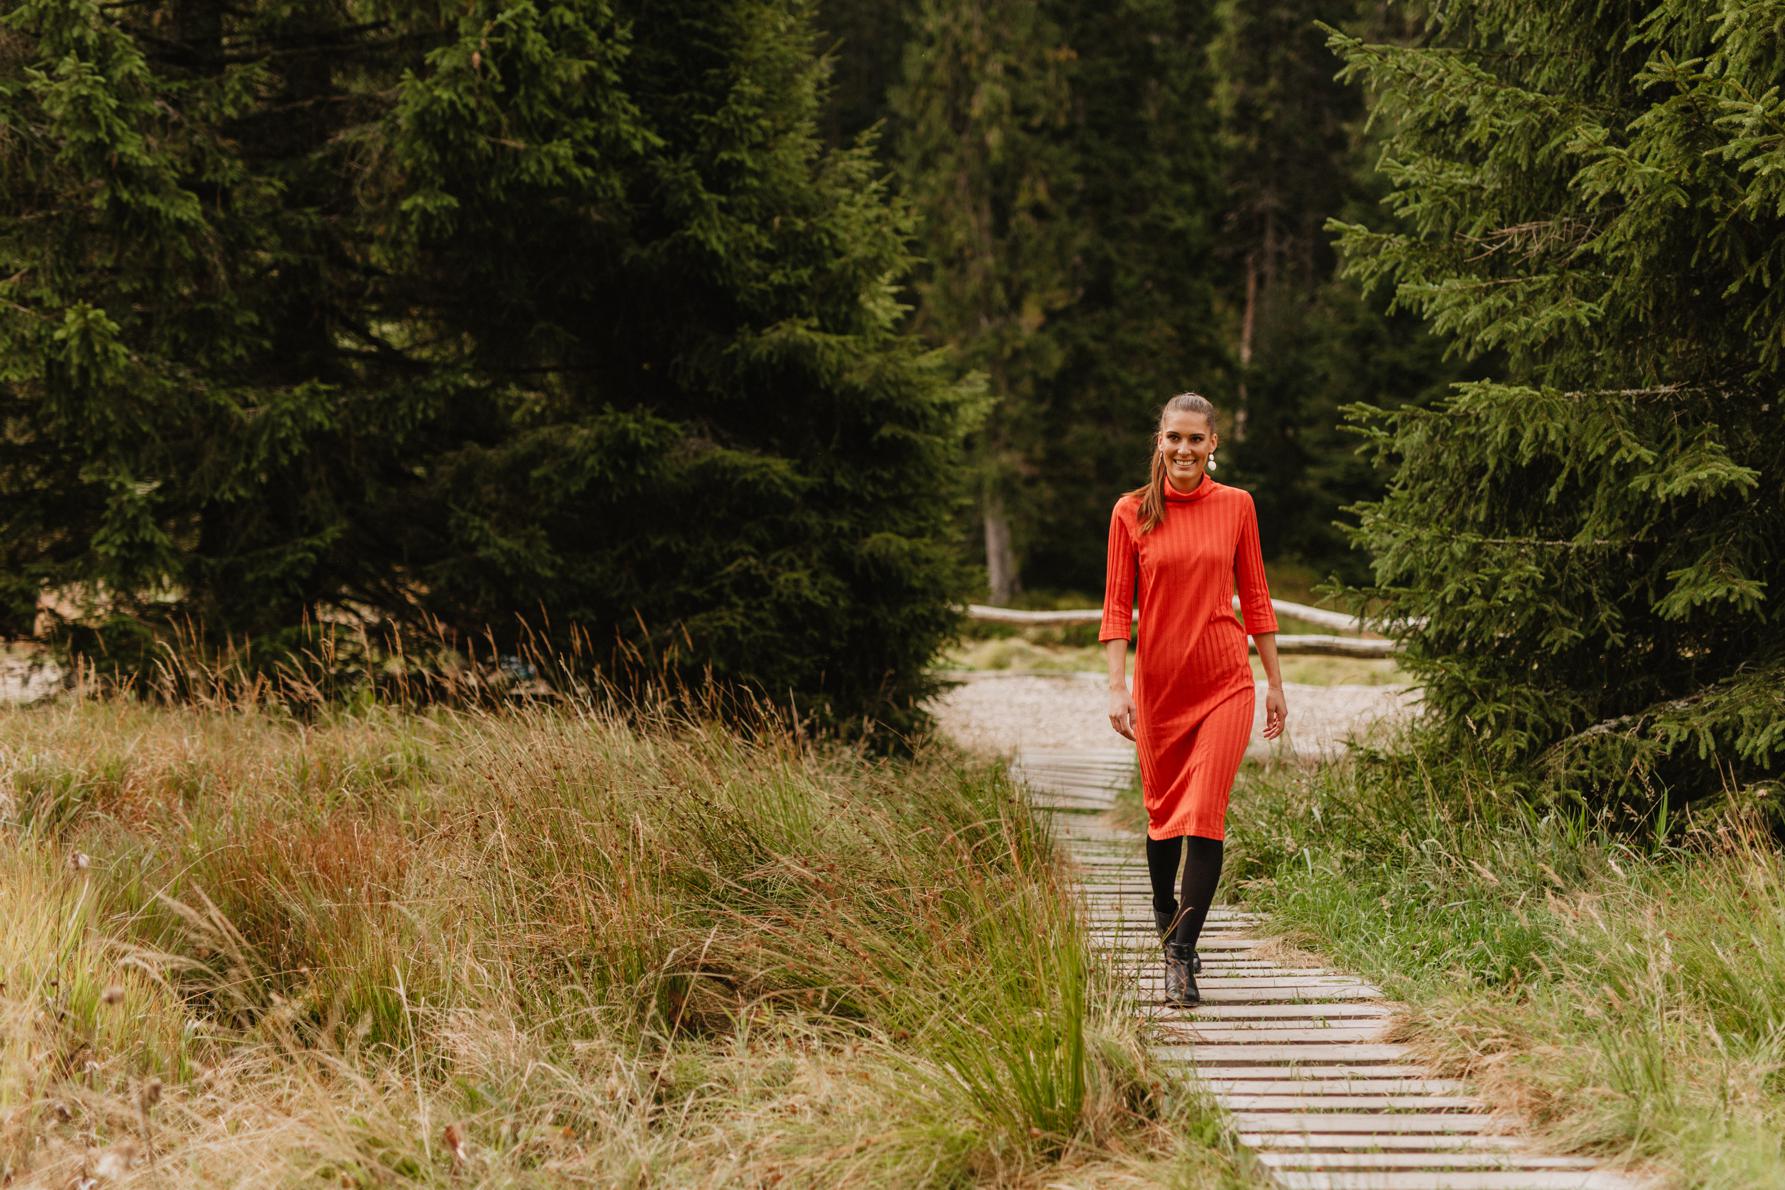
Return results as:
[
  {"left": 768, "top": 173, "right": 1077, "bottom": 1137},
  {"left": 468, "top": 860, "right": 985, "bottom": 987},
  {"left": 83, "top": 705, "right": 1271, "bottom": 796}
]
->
[
  {"left": 984, "top": 484, "right": 1020, "bottom": 604},
  {"left": 1236, "top": 248, "right": 1258, "bottom": 436},
  {"left": 1234, "top": 202, "right": 1281, "bottom": 443}
]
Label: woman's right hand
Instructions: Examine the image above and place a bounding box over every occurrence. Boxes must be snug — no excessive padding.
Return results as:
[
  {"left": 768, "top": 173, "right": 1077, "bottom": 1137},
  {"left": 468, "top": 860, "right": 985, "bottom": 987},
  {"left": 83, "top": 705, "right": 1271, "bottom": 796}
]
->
[{"left": 1107, "top": 685, "right": 1136, "bottom": 741}]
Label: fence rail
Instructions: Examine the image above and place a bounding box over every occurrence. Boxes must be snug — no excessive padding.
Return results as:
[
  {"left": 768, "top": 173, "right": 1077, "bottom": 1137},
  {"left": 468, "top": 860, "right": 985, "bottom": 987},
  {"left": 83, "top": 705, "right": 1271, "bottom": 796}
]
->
[{"left": 965, "top": 599, "right": 1397, "bottom": 658}]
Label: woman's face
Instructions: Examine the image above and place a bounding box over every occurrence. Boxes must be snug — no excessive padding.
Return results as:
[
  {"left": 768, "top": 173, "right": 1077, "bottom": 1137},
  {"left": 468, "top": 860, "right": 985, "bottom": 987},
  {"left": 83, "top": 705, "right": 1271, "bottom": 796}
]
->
[{"left": 1157, "top": 410, "right": 1216, "bottom": 487}]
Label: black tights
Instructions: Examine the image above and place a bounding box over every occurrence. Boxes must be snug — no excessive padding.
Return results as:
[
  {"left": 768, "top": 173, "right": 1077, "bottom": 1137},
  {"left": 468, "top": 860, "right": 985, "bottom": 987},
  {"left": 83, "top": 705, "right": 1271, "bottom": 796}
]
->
[{"left": 1146, "top": 834, "right": 1224, "bottom": 949}]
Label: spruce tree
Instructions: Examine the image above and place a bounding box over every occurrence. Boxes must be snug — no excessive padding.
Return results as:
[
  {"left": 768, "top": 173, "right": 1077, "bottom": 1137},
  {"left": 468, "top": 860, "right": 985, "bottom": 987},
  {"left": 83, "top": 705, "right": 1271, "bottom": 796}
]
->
[
  {"left": 894, "top": 0, "right": 1225, "bottom": 598},
  {"left": 385, "top": 0, "right": 977, "bottom": 732},
  {"left": 893, "top": 0, "right": 1077, "bottom": 603},
  {"left": 0, "top": 0, "right": 424, "bottom": 651},
  {"left": 1209, "top": 0, "right": 1461, "bottom": 576},
  {"left": 1328, "top": 0, "right": 1785, "bottom": 801},
  {"left": 1, "top": 0, "right": 975, "bottom": 733},
  {"left": 1027, "top": 0, "right": 1227, "bottom": 593}
]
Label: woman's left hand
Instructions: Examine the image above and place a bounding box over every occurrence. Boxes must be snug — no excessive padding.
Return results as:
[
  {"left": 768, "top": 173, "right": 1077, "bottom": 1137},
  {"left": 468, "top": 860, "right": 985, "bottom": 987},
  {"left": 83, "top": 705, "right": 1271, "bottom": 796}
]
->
[{"left": 1263, "top": 685, "right": 1288, "bottom": 740}]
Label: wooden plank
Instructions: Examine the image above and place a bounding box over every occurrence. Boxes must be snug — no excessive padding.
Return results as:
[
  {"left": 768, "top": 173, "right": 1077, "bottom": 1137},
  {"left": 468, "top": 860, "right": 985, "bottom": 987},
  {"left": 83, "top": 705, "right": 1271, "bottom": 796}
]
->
[
  {"left": 1088, "top": 939, "right": 1264, "bottom": 952},
  {"left": 1238, "top": 1133, "right": 1524, "bottom": 1152},
  {"left": 1090, "top": 924, "right": 1268, "bottom": 935},
  {"left": 1078, "top": 899, "right": 1262, "bottom": 915},
  {"left": 1151, "top": 976, "right": 1379, "bottom": 991},
  {"left": 1135, "top": 984, "right": 1385, "bottom": 1006},
  {"left": 1092, "top": 934, "right": 1263, "bottom": 946},
  {"left": 1273, "top": 1171, "right": 1631, "bottom": 1190},
  {"left": 1089, "top": 941, "right": 1265, "bottom": 953},
  {"left": 1217, "top": 1094, "right": 1482, "bottom": 1111},
  {"left": 1088, "top": 929, "right": 1264, "bottom": 940},
  {"left": 1230, "top": 1112, "right": 1501, "bottom": 1134},
  {"left": 1167, "top": 1043, "right": 1414, "bottom": 1064},
  {"left": 1189, "top": 1003, "right": 1391, "bottom": 1020},
  {"left": 1180, "top": 1025, "right": 1392, "bottom": 1044},
  {"left": 1202, "top": 1080, "right": 1468, "bottom": 1095},
  {"left": 1177, "top": 962, "right": 1302, "bottom": 971},
  {"left": 1086, "top": 919, "right": 1264, "bottom": 929},
  {"left": 1078, "top": 905, "right": 1263, "bottom": 919},
  {"left": 1134, "top": 969, "right": 1347, "bottom": 981},
  {"left": 1142, "top": 986, "right": 1386, "bottom": 1003},
  {"left": 1259, "top": 1153, "right": 1599, "bottom": 1170},
  {"left": 1194, "top": 1065, "right": 1433, "bottom": 1080},
  {"left": 1181, "top": 961, "right": 1292, "bottom": 970}
]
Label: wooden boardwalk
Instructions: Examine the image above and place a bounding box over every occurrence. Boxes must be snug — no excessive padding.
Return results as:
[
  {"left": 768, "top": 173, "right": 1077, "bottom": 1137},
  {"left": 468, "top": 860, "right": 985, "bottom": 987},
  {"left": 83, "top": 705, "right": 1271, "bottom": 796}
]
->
[{"left": 1013, "top": 747, "right": 1639, "bottom": 1190}]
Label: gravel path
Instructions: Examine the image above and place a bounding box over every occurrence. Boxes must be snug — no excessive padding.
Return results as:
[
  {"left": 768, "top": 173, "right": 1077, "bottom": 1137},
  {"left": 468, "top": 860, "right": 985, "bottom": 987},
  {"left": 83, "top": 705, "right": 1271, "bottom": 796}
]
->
[{"left": 926, "top": 671, "right": 1418, "bottom": 761}]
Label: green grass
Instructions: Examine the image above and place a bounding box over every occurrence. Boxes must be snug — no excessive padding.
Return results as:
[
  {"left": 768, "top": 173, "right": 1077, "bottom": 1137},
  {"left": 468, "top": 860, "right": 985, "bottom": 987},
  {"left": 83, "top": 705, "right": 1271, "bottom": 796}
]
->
[
  {"left": 1214, "top": 736, "right": 1785, "bottom": 1189},
  {"left": 0, "top": 695, "right": 1261, "bottom": 1186}
]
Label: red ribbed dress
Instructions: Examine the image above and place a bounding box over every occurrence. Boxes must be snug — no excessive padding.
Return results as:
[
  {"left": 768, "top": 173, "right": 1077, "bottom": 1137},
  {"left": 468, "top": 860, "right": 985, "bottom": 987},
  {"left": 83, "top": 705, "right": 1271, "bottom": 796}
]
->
[{"left": 1099, "top": 478, "right": 1278, "bottom": 841}]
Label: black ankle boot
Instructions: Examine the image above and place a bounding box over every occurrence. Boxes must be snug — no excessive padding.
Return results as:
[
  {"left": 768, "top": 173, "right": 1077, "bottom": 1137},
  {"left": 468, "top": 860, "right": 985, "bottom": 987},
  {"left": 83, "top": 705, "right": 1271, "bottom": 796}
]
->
[
  {"left": 1153, "top": 906, "right": 1176, "bottom": 947},
  {"left": 1164, "top": 941, "right": 1200, "bottom": 1006}
]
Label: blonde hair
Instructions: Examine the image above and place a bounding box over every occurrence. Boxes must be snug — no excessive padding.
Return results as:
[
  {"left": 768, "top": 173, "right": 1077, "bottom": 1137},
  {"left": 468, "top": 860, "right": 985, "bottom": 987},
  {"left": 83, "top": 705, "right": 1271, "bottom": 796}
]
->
[{"left": 1127, "top": 392, "right": 1217, "bottom": 534}]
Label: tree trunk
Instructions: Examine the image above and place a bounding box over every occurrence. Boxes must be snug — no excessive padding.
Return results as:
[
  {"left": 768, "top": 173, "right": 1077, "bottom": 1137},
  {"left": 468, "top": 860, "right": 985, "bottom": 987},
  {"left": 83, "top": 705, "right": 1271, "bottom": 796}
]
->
[
  {"left": 984, "top": 485, "right": 1020, "bottom": 604},
  {"left": 1236, "top": 248, "right": 1258, "bottom": 434}
]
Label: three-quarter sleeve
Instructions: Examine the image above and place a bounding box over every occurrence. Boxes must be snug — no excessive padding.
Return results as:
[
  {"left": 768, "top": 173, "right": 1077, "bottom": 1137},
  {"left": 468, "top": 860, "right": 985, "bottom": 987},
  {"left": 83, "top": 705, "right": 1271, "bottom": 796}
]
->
[
  {"left": 1099, "top": 502, "right": 1137, "bottom": 643},
  {"left": 1234, "top": 494, "right": 1278, "bottom": 635}
]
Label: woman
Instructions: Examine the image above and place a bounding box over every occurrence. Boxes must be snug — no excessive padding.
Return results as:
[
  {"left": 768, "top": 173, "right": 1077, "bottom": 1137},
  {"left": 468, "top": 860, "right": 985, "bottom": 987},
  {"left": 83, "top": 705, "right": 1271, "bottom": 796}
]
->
[{"left": 1100, "top": 391, "right": 1287, "bottom": 1006}]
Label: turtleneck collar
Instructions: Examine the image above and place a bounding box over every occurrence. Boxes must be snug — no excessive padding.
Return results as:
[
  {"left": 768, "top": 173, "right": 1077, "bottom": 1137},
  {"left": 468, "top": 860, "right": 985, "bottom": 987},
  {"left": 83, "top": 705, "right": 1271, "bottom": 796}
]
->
[{"left": 1164, "top": 475, "right": 1217, "bottom": 502}]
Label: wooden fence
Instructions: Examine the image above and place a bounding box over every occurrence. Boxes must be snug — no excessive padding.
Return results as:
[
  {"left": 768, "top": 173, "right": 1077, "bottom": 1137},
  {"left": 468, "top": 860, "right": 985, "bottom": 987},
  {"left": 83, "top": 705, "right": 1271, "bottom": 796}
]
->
[{"left": 965, "top": 598, "right": 1397, "bottom": 658}]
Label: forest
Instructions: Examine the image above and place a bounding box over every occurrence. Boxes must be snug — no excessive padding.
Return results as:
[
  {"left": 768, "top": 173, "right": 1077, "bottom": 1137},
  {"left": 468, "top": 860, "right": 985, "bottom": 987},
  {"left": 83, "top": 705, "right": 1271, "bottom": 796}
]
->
[{"left": 1, "top": 0, "right": 1782, "bottom": 1184}]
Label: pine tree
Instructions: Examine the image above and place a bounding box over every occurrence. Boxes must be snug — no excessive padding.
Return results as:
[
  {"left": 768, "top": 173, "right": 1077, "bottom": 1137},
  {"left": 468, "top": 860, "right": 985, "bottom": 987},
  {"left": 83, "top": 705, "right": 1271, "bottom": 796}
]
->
[{"left": 1328, "top": 0, "right": 1785, "bottom": 802}]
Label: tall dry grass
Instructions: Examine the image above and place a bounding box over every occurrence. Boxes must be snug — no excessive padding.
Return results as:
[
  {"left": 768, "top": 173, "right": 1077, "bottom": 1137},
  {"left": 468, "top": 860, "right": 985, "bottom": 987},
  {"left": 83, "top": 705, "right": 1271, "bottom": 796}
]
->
[{"left": 0, "top": 689, "right": 1250, "bottom": 1187}]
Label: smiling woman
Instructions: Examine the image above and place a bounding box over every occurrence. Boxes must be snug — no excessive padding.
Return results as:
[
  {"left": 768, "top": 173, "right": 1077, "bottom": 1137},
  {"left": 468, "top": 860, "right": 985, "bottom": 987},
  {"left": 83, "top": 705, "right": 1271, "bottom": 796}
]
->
[{"left": 1100, "top": 392, "right": 1288, "bottom": 1008}]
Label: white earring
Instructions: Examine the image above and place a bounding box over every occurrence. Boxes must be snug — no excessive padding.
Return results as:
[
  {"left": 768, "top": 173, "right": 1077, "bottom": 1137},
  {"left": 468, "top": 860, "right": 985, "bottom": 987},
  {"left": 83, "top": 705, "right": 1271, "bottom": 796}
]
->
[{"left": 1206, "top": 453, "right": 1217, "bottom": 472}]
